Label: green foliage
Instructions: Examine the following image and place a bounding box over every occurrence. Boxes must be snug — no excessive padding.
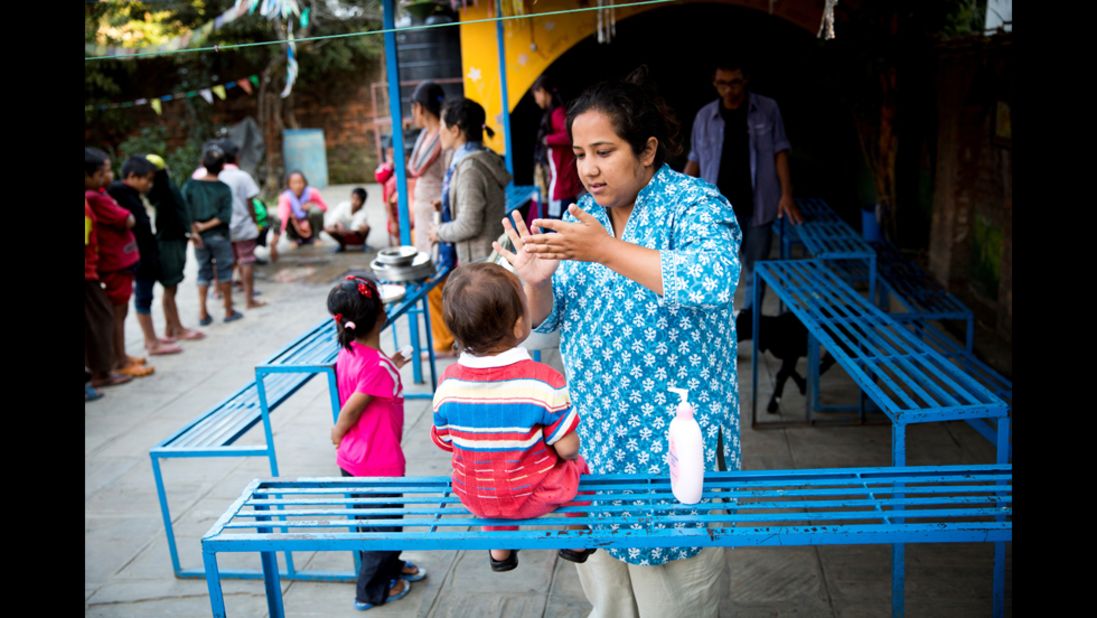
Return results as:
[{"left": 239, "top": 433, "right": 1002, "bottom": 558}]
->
[{"left": 115, "top": 124, "right": 208, "bottom": 188}]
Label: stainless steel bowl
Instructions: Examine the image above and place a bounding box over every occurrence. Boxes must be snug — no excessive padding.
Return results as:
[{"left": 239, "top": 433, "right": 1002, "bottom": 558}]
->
[{"left": 375, "top": 246, "right": 419, "bottom": 267}]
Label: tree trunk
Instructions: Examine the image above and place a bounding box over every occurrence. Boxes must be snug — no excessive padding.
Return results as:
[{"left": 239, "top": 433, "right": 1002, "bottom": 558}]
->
[{"left": 259, "top": 48, "right": 286, "bottom": 192}]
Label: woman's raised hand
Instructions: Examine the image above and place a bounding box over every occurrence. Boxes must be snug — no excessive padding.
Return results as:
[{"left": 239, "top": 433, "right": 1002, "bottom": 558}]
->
[{"left": 493, "top": 211, "right": 560, "bottom": 286}]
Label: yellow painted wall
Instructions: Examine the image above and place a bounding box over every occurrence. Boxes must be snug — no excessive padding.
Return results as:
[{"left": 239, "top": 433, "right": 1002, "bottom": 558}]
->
[
  {"left": 457, "top": 1, "right": 820, "bottom": 155},
  {"left": 458, "top": 1, "right": 654, "bottom": 154}
]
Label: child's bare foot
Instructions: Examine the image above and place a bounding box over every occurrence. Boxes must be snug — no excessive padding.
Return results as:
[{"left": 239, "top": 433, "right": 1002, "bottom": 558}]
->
[
  {"left": 246, "top": 299, "right": 268, "bottom": 309},
  {"left": 172, "top": 328, "right": 206, "bottom": 341}
]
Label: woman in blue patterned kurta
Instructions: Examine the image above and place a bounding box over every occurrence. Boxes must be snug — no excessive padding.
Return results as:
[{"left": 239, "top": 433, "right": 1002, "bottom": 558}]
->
[{"left": 493, "top": 72, "right": 742, "bottom": 616}]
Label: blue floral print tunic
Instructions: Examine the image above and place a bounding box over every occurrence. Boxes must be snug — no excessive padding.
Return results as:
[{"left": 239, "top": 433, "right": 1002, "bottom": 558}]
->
[{"left": 534, "top": 163, "right": 742, "bottom": 565}]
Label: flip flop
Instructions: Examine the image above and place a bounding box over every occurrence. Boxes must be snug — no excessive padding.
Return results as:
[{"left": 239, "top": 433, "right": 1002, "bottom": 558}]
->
[
  {"left": 175, "top": 329, "right": 206, "bottom": 341},
  {"left": 354, "top": 578, "right": 411, "bottom": 611},
  {"left": 85, "top": 385, "right": 105, "bottom": 401},
  {"left": 126, "top": 355, "right": 148, "bottom": 366},
  {"left": 224, "top": 310, "right": 245, "bottom": 323},
  {"left": 147, "top": 342, "right": 184, "bottom": 355},
  {"left": 158, "top": 336, "right": 178, "bottom": 344},
  {"left": 401, "top": 561, "right": 427, "bottom": 582},
  {"left": 199, "top": 315, "right": 213, "bottom": 327},
  {"left": 118, "top": 362, "right": 155, "bottom": 378},
  {"left": 91, "top": 372, "right": 134, "bottom": 388}
]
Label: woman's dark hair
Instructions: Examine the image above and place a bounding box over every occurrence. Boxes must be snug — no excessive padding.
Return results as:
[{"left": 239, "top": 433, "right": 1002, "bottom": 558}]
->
[
  {"left": 411, "top": 81, "right": 446, "bottom": 118},
  {"left": 442, "top": 263, "right": 525, "bottom": 355},
  {"left": 327, "top": 275, "right": 385, "bottom": 351},
  {"left": 566, "top": 65, "right": 682, "bottom": 169},
  {"left": 286, "top": 170, "right": 309, "bottom": 188},
  {"left": 533, "top": 74, "right": 565, "bottom": 167},
  {"left": 441, "top": 97, "right": 495, "bottom": 142},
  {"left": 202, "top": 145, "right": 226, "bottom": 176},
  {"left": 532, "top": 73, "right": 563, "bottom": 109},
  {"left": 85, "top": 147, "right": 109, "bottom": 176}
]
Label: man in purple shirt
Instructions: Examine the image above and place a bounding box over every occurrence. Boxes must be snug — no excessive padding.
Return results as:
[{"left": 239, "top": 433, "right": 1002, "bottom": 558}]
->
[{"left": 685, "top": 59, "right": 802, "bottom": 322}]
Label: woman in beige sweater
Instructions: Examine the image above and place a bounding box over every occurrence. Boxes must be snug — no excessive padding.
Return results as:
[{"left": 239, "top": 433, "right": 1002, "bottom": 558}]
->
[{"left": 429, "top": 97, "right": 510, "bottom": 265}]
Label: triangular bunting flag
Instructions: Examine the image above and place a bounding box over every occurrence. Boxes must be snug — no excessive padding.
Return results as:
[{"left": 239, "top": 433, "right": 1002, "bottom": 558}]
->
[
  {"left": 212, "top": 85, "right": 227, "bottom": 100},
  {"left": 236, "top": 79, "right": 253, "bottom": 95},
  {"left": 200, "top": 89, "right": 214, "bottom": 104},
  {"left": 150, "top": 99, "right": 162, "bottom": 115}
]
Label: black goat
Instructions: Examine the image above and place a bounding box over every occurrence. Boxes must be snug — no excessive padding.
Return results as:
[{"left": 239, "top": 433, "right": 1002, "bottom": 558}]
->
[{"left": 737, "top": 309, "right": 836, "bottom": 413}]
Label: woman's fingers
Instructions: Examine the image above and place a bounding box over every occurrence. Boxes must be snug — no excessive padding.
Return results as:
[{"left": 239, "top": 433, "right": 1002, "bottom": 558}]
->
[
  {"left": 492, "top": 240, "right": 518, "bottom": 264},
  {"left": 500, "top": 216, "right": 525, "bottom": 250}
]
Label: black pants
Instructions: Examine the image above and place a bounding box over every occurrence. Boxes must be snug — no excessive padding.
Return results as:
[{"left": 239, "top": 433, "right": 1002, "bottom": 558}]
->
[{"left": 341, "top": 469, "right": 406, "bottom": 605}]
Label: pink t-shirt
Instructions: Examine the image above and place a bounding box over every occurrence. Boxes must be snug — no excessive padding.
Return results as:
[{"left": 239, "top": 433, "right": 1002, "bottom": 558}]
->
[{"left": 335, "top": 342, "right": 406, "bottom": 477}]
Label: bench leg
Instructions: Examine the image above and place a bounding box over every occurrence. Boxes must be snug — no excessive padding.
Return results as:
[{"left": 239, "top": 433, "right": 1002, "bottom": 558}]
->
[
  {"left": 807, "top": 334, "right": 819, "bottom": 422},
  {"left": 255, "top": 505, "right": 287, "bottom": 618},
  {"left": 325, "top": 367, "right": 341, "bottom": 424},
  {"left": 993, "top": 542, "right": 1006, "bottom": 618},
  {"left": 993, "top": 416, "right": 1010, "bottom": 617},
  {"left": 892, "top": 544, "right": 905, "bottom": 618},
  {"left": 150, "top": 453, "right": 184, "bottom": 577},
  {"left": 203, "top": 548, "right": 227, "bottom": 618},
  {"left": 750, "top": 282, "right": 761, "bottom": 427},
  {"left": 419, "top": 293, "right": 438, "bottom": 391},
  {"left": 892, "top": 423, "right": 906, "bottom": 618},
  {"left": 260, "top": 549, "right": 285, "bottom": 618}
]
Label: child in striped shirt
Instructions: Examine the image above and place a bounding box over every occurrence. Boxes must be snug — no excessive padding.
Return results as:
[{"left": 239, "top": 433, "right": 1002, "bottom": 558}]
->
[{"left": 431, "top": 263, "right": 594, "bottom": 572}]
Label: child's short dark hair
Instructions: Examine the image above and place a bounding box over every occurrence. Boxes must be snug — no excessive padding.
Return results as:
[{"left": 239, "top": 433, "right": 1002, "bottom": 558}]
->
[
  {"left": 122, "top": 155, "right": 157, "bottom": 179},
  {"left": 218, "top": 139, "right": 240, "bottom": 164},
  {"left": 352, "top": 187, "right": 368, "bottom": 203},
  {"left": 442, "top": 263, "right": 525, "bottom": 355},
  {"left": 202, "top": 145, "right": 226, "bottom": 176},
  {"left": 85, "top": 147, "right": 109, "bottom": 176},
  {"left": 327, "top": 275, "right": 385, "bottom": 351}
]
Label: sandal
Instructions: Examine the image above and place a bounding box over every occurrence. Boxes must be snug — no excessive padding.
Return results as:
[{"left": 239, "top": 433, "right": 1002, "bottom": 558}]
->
[
  {"left": 175, "top": 329, "right": 206, "bottom": 341},
  {"left": 224, "top": 310, "right": 245, "bottom": 323},
  {"left": 118, "top": 362, "right": 155, "bottom": 378},
  {"left": 401, "top": 561, "right": 427, "bottom": 582},
  {"left": 354, "top": 578, "right": 411, "bottom": 611},
  {"left": 147, "top": 342, "right": 183, "bottom": 355},
  {"left": 90, "top": 372, "right": 134, "bottom": 388}
]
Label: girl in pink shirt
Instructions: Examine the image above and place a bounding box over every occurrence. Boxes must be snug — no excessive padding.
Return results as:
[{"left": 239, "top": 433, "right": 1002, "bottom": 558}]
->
[{"left": 328, "top": 275, "right": 426, "bottom": 610}]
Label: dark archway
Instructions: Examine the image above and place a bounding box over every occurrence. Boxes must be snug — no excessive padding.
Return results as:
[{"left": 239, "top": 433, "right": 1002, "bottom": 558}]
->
[{"left": 509, "top": 2, "right": 868, "bottom": 221}]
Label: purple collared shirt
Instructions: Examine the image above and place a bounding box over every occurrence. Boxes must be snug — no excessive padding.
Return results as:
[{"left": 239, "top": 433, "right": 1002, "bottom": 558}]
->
[{"left": 687, "top": 93, "right": 791, "bottom": 227}]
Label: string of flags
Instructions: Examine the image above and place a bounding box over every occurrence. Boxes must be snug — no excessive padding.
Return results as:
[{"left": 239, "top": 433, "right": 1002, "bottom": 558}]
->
[
  {"left": 85, "top": 75, "right": 261, "bottom": 114},
  {"left": 86, "top": 2, "right": 252, "bottom": 58}
]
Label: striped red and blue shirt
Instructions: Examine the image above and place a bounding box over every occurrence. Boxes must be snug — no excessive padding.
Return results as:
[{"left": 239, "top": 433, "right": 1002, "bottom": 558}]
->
[{"left": 431, "top": 347, "right": 580, "bottom": 517}]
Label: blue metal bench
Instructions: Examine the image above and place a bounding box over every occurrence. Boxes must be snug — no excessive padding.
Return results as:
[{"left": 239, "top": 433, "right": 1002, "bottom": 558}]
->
[
  {"left": 152, "top": 268, "right": 450, "bottom": 580},
  {"left": 776, "top": 197, "right": 842, "bottom": 259},
  {"left": 202, "top": 465, "right": 1012, "bottom": 618},
  {"left": 902, "top": 319, "right": 1012, "bottom": 456},
  {"left": 870, "top": 240, "right": 976, "bottom": 351},
  {"left": 751, "top": 259, "right": 1009, "bottom": 467}
]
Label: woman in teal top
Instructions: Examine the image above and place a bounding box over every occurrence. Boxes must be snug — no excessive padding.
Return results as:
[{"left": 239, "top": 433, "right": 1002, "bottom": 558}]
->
[{"left": 494, "top": 68, "right": 742, "bottom": 617}]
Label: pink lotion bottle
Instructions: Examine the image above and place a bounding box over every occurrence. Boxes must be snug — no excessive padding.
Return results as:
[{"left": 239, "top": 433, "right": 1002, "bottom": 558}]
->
[{"left": 666, "top": 387, "right": 704, "bottom": 504}]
